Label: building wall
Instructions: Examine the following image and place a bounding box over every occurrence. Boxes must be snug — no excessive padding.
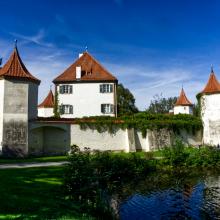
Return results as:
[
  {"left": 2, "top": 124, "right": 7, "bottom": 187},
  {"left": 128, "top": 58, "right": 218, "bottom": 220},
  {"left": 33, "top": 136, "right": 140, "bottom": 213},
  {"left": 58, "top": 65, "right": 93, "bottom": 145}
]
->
[
  {"left": 174, "top": 105, "right": 193, "bottom": 115},
  {"left": 28, "top": 122, "right": 202, "bottom": 156},
  {"left": 0, "top": 80, "right": 4, "bottom": 154},
  {"left": 70, "top": 124, "right": 128, "bottom": 151},
  {"left": 201, "top": 94, "right": 220, "bottom": 145},
  {"left": 28, "top": 82, "right": 39, "bottom": 120},
  {"left": 57, "top": 82, "right": 116, "bottom": 118},
  {"left": 38, "top": 107, "right": 54, "bottom": 117},
  {"left": 29, "top": 122, "right": 70, "bottom": 156}
]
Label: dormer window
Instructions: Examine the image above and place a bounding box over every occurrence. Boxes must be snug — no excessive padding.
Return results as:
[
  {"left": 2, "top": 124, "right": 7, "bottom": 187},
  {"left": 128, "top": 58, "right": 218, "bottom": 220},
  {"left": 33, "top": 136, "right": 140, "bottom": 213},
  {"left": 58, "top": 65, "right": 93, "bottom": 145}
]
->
[
  {"left": 100, "top": 84, "right": 113, "bottom": 93},
  {"left": 59, "top": 85, "right": 72, "bottom": 94}
]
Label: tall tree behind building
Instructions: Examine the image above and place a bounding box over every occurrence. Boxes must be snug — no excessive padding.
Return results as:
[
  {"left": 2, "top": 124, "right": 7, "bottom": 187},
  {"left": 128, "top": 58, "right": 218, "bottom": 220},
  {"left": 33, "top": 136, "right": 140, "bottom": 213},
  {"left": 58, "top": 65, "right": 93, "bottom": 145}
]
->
[
  {"left": 117, "top": 83, "right": 138, "bottom": 116},
  {"left": 146, "top": 94, "right": 177, "bottom": 114}
]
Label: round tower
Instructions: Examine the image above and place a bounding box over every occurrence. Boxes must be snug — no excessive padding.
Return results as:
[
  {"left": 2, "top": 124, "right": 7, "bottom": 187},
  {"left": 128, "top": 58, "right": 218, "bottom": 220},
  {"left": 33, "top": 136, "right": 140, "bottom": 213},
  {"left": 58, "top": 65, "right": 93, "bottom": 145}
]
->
[
  {"left": 0, "top": 44, "right": 40, "bottom": 157},
  {"left": 198, "top": 68, "right": 220, "bottom": 146},
  {"left": 174, "top": 88, "right": 193, "bottom": 115}
]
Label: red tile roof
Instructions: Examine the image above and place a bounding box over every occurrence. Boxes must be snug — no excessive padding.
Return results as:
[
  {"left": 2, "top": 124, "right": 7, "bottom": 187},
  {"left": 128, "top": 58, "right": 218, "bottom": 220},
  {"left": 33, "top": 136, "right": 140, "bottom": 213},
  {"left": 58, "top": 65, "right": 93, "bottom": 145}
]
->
[
  {"left": 38, "top": 90, "right": 54, "bottom": 108},
  {"left": 200, "top": 71, "right": 220, "bottom": 94},
  {"left": 53, "top": 52, "right": 117, "bottom": 83},
  {"left": 0, "top": 47, "right": 40, "bottom": 84},
  {"left": 175, "top": 88, "right": 193, "bottom": 106}
]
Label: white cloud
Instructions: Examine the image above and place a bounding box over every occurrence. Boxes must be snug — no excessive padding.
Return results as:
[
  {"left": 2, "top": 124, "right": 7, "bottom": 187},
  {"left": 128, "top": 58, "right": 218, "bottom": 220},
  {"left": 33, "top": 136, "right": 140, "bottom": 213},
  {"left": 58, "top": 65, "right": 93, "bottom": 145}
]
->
[{"left": 104, "top": 62, "right": 205, "bottom": 110}]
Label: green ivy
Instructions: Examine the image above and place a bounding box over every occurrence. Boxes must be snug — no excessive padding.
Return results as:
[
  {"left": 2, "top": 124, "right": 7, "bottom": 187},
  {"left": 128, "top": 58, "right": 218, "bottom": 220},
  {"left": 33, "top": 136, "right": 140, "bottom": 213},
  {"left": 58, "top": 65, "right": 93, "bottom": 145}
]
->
[{"left": 77, "top": 113, "right": 202, "bottom": 137}]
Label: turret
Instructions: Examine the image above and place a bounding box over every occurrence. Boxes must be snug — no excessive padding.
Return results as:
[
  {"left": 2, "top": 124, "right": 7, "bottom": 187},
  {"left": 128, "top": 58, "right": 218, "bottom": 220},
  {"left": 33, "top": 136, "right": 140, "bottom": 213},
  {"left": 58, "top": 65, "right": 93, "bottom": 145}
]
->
[
  {"left": 174, "top": 88, "right": 193, "bottom": 115},
  {"left": 0, "top": 43, "right": 40, "bottom": 157},
  {"left": 38, "top": 89, "right": 54, "bottom": 117},
  {"left": 198, "top": 67, "right": 220, "bottom": 146}
]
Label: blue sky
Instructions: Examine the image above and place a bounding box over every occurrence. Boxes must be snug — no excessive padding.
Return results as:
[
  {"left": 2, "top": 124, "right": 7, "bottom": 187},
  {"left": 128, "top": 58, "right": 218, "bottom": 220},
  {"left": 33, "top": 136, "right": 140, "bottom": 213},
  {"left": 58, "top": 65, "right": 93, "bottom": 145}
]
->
[{"left": 0, "top": 0, "right": 220, "bottom": 109}]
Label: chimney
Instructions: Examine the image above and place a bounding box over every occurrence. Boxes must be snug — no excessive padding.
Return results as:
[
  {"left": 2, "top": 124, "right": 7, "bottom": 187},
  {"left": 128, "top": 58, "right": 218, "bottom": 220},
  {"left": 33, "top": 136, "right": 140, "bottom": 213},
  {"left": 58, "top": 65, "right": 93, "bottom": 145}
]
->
[
  {"left": 76, "top": 66, "right": 81, "bottom": 80},
  {"left": 79, "top": 53, "right": 83, "bottom": 58}
]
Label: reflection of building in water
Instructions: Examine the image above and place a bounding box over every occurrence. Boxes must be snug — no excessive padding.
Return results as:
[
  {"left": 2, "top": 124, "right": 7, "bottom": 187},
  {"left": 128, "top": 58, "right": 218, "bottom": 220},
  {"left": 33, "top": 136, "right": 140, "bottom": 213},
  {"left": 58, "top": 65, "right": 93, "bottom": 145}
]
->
[{"left": 120, "top": 183, "right": 205, "bottom": 219}]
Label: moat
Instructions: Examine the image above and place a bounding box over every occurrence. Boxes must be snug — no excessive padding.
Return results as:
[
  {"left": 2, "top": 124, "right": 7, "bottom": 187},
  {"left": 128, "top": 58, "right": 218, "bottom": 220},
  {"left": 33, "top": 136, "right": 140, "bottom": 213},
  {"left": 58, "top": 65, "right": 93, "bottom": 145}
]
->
[{"left": 120, "top": 169, "right": 220, "bottom": 219}]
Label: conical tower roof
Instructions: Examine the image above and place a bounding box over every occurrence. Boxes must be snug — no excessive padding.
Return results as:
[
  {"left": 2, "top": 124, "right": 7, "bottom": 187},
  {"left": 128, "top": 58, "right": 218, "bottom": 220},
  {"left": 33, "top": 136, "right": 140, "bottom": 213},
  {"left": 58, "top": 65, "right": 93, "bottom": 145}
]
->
[
  {"left": 0, "top": 46, "right": 40, "bottom": 84},
  {"left": 175, "top": 88, "right": 193, "bottom": 106},
  {"left": 200, "top": 70, "right": 220, "bottom": 94},
  {"left": 38, "top": 90, "right": 54, "bottom": 108}
]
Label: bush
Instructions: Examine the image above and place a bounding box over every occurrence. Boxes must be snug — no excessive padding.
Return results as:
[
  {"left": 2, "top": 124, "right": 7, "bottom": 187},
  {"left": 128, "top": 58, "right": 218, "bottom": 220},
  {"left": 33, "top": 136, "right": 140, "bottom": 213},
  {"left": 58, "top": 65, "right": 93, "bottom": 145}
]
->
[
  {"left": 161, "top": 140, "right": 220, "bottom": 167},
  {"left": 161, "top": 139, "right": 189, "bottom": 166},
  {"left": 64, "top": 146, "right": 155, "bottom": 218}
]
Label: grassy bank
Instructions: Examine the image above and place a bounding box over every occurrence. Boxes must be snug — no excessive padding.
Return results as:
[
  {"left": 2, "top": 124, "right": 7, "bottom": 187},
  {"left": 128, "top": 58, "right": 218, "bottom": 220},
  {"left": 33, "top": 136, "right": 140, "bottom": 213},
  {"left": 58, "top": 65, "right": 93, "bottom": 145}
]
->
[{"left": 0, "top": 166, "right": 93, "bottom": 220}]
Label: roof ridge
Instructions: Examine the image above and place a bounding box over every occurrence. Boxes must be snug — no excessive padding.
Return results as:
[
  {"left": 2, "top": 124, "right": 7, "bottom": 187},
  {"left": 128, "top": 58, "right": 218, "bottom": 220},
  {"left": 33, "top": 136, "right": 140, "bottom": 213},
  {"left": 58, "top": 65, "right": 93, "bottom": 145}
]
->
[
  {"left": 84, "top": 52, "right": 116, "bottom": 78},
  {"left": 53, "top": 51, "right": 117, "bottom": 83}
]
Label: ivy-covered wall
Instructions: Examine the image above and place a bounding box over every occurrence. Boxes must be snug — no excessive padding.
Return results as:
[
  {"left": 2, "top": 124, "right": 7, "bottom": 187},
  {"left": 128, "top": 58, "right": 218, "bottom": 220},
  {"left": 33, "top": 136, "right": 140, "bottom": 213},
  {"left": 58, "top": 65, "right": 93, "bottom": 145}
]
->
[{"left": 29, "top": 114, "right": 203, "bottom": 156}]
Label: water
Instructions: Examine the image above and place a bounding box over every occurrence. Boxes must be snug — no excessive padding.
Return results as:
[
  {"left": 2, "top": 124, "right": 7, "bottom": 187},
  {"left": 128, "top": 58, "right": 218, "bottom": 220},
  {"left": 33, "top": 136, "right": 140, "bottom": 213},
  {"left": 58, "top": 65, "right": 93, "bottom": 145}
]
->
[{"left": 119, "top": 169, "right": 220, "bottom": 219}]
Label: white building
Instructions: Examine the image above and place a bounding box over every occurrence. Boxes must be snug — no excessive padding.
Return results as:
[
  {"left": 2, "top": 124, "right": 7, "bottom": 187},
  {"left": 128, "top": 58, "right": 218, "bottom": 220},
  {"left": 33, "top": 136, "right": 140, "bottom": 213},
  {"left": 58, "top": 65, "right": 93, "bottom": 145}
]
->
[
  {"left": 38, "top": 89, "right": 54, "bottom": 117},
  {"left": 199, "top": 69, "right": 220, "bottom": 146},
  {"left": 0, "top": 45, "right": 40, "bottom": 157},
  {"left": 53, "top": 52, "right": 118, "bottom": 118},
  {"left": 174, "top": 88, "right": 193, "bottom": 115}
]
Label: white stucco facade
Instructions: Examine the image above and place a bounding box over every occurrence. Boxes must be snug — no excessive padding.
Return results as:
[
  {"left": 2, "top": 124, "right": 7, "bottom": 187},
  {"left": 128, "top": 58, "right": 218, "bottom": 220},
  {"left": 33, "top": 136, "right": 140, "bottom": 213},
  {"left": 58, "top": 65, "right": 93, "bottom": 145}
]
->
[
  {"left": 57, "top": 82, "right": 117, "bottom": 118},
  {"left": 38, "top": 107, "right": 54, "bottom": 117},
  {"left": 174, "top": 105, "right": 193, "bottom": 115},
  {"left": 200, "top": 94, "right": 220, "bottom": 145}
]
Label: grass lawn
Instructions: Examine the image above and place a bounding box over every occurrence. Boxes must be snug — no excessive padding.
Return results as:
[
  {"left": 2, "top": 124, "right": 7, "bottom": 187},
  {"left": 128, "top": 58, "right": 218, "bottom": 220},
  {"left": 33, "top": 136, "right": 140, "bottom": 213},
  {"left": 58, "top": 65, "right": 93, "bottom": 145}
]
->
[
  {"left": 0, "top": 166, "right": 93, "bottom": 220},
  {"left": 0, "top": 156, "right": 68, "bottom": 164}
]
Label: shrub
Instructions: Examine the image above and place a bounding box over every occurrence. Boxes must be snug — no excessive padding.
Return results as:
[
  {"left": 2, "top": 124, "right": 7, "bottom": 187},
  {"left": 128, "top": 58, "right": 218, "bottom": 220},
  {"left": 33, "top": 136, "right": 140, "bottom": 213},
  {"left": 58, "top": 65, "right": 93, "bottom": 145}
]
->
[
  {"left": 161, "top": 139, "right": 189, "bottom": 166},
  {"left": 64, "top": 145, "right": 155, "bottom": 218}
]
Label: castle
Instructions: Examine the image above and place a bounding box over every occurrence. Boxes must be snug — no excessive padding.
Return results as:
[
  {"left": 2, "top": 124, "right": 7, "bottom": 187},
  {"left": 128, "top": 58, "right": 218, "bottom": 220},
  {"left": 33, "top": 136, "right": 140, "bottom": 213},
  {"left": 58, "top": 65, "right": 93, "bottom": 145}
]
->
[{"left": 0, "top": 44, "right": 218, "bottom": 157}]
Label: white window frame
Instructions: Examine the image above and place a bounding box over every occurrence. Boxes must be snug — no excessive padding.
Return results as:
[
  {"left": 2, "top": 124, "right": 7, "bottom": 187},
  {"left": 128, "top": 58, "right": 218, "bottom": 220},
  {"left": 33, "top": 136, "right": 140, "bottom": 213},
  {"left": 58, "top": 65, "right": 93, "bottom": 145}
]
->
[
  {"left": 101, "top": 104, "right": 114, "bottom": 114},
  {"left": 100, "top": 84, "right": 113, "bottom": 93},
  {"left": 59, "top": 85, "right": 73, "bottom": 94},
  {"left": 59, "top": 105, "right": 73, "bottom": 114}
]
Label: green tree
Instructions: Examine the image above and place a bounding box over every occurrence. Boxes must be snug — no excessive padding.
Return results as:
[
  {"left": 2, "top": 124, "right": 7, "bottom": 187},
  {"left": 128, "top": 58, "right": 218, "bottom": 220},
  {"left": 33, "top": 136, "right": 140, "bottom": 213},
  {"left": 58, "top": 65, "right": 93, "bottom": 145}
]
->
[
  {"left": 117, "top": 83, "right": 138, "bottom": 116},
  {"left": 53, "top": 90, "right": 60, "bottom": 118},
  {"left": 146, "top": 94, "right": 177, "bottom": 114}
]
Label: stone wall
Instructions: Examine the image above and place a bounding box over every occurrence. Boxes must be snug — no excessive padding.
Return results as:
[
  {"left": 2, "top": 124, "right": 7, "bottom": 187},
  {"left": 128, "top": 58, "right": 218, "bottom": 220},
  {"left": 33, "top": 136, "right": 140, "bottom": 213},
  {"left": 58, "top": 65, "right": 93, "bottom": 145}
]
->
[
  {"left": 28, "top": 122, "right": 70, "bottom": 156},
  {"left": 28, "top": 122, "right": 203, "bottom": 156}
]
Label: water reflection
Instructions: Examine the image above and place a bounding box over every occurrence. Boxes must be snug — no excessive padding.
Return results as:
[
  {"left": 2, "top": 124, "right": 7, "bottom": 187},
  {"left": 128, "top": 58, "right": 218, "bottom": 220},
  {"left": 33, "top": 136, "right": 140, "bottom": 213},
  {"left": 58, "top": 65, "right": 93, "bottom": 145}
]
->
[{"left": 120, "top": 170, "right": 220, "bottom": 219}]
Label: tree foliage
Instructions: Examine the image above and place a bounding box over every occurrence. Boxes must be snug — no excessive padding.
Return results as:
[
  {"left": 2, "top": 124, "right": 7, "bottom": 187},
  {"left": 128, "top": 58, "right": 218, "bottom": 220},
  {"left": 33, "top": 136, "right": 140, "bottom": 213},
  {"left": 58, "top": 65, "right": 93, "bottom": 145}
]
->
[
  {"left": 117, "top": 83, "right": 138, "bottom": 116},
  {"left": 146, "top": 94, "right": 177, "bottom": 114},
  {"left": 53, "top": 90, "right": 60, "bottom": 118}
]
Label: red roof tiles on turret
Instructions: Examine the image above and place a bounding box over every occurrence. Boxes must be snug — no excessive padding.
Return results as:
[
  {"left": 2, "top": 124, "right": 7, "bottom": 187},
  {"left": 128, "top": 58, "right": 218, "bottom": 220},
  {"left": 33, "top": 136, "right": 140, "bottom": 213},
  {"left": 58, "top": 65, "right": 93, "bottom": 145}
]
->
[
  {"left": 0, "top": 47, "right": 40, "bottom": 84},
  {"left": 175, "top": 88, "right": 193, "bottom": 106},
  {"left": 53, "top": 52, "right": 117, "bottom": 83},
  {"left": 38, "top": 90, "right": 54, "bottom": 108},
  {"left": 200, "top": 70, "right": 220, "bottom": 94}
]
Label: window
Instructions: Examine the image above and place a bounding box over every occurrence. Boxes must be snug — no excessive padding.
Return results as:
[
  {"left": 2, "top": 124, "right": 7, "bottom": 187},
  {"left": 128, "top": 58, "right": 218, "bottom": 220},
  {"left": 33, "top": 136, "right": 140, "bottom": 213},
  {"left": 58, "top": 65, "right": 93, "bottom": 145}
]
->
[
  {"left": 100, "top": 84, "right": 113, "bottom": 93},
  {"left": 59, "top": 85, "right": 73, "bottom": 94},
  {"left": 101, "top": 104, "right": 114, "bottom": 114},
  {"left": 59, "top": 105, "right": 73, "bottom": 114}
]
